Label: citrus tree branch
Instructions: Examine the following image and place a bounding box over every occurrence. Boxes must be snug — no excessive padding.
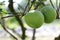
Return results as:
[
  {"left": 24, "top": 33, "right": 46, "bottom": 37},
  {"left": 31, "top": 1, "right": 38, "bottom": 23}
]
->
[
  {"left": 39, "top": 0, "right": 45, "bottom": 6},
  {"left": 0, "top": 13, "right": 18, "bottom": 40},
  {"left": 49, "top": 0, "right": 60, "bottom": 19},
  {"left": 56, "top": 0, "right": 60, "bottom": 19},
  {"left": 59, "top": 0, "right": 60, "bottom": 9},
  {"left": 22, "top": 0, "right": 30, "bottom": 16},
  {"left": 49, "top": 0, "right": 55, "bottom": 8},
  {"left": 27, "top": 0, "right": 36, "bottom": 12},
  {"left": 55, "top": 35, "right": 60, "bottom": 40},
  {"left": 1, "top": 14, "right": 21, "bottom": 19},
  {"left": 8, "top": 0, "right": 26, "bottom": 40},
  {"left": 34, "top": 0, "right": 45, "bottom": 10}
]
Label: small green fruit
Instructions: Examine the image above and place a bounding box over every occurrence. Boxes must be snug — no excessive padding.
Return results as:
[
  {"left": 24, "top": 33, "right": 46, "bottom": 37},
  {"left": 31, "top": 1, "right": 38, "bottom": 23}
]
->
[
  {"left": 23, "top": 10, "right": 44, "bottom": 29},
  {"left": 40, "top": 6, "right": 57, "bottom": 23}
]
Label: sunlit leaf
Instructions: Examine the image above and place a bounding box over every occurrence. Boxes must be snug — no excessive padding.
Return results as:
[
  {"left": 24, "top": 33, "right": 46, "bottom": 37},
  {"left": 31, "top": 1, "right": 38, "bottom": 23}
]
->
[{"left": 6, "top": 17, "right": 20, "bottom": 29}]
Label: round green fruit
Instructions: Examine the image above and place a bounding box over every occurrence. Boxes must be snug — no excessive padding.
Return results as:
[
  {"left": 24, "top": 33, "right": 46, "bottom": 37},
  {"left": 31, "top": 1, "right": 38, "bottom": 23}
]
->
[
  {"left": 40, "top": 6, "right": 57, "bottom": 23},
  {"left": 23, "top": 10, "right": 44, "bottom": 29}
]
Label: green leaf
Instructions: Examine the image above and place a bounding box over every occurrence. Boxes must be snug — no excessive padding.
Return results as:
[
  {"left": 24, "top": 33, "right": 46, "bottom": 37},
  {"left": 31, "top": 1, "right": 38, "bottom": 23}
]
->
[
  {"left": 6, "top": 17, "right": 20, "bottom": 29},
  {"left": 0, "top": 8, "right": 2, "bottom": 12}
]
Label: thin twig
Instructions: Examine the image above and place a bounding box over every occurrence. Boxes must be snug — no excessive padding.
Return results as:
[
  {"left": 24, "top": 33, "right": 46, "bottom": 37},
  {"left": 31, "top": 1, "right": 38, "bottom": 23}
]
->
[
  {"left": 0, "top": 13, "right": 18, "bottom": 40},
  {"left": 39, "top": 0, "right": 45, "bottom": 6},
  {"left": 18, "top": 4, "right": 25, "bottom": 11},
  {"left": 59, "top": 3, "right": 60, "bottom": 9},
  {"left": 49, "top": 0, "right": 55, "bottom": 8},
  {"left": 56, "top": 8, "right": 59, "bottom": 19},
  {"left": 49, "top": 0, "right": 60, "bottom": 19},
  {"left": 56, "top": 0, "right": 60, "bottom": 19},
  {"left": 59, "top": 0, "right": 60, "bottom": 9},
  {"left": 34, "top": 2, "right": 40, "bottom": 10},
  {"left": 7, "top": 28, "right": 22, "bottom": 38},
  {"left": 27, "top": 0, "right": 36, "bottom": 12},
  {"left": 32, "top": 29, "right": 36, "bottom": 40},
  {"left": 22, "top": 0, "right": 30, "bottom": 16},
  {"left": 34, "top": 0, "right": 45, "bottom": 10},
  {"left": 1, "top": 14, "right": 21, "bottom": 19},
  {"left": 2, "top": 15, "right": 14, "bottom": 18}
]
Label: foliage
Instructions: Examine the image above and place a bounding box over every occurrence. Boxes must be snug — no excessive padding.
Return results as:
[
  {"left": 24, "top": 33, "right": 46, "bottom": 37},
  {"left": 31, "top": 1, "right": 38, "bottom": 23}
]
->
[{"left": 6, "top": 17, "right": 20, "bottom": 29}]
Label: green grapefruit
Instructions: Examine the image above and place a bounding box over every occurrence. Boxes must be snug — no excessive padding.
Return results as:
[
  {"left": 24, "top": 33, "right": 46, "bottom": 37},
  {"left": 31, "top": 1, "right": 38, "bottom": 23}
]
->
[
  {"left": 23, "top": 10, "right": 44, "bottom": 29},
  {"left": 40, "top": 6, "right": 57, "bottom": 23}
]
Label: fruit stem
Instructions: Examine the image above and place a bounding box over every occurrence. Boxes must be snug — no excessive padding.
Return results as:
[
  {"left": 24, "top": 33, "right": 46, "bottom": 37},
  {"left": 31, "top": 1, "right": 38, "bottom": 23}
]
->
[{"left": 32, "top": 29, "right": 36, "bottom": 40}]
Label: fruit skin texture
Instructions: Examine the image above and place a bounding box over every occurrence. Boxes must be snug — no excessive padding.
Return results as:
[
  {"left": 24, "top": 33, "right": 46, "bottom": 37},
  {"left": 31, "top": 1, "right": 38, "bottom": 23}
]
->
[
  {"left": 40, "top": 6, "right": 57, "bottom": 23},
  {"left": 23, "top": 10, "right": 44, "bottom": 29}
]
